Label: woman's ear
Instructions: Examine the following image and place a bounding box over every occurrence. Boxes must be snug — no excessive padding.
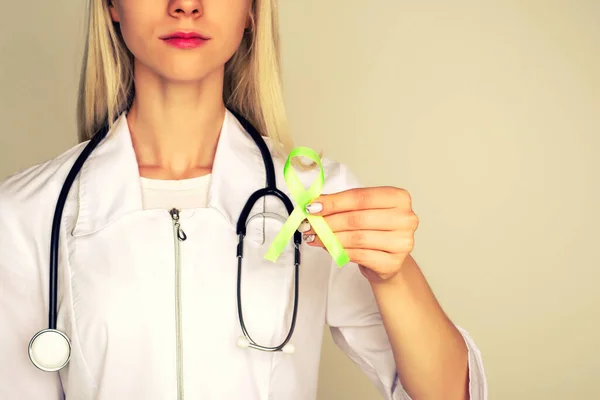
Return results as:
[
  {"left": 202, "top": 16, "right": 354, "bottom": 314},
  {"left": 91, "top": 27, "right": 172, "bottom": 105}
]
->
[
  {"left": 108, "top": 1, "right": 120, "bottom": 23},
  {"left": 245, "top": 11, "right": 254, "bottom": 32}
]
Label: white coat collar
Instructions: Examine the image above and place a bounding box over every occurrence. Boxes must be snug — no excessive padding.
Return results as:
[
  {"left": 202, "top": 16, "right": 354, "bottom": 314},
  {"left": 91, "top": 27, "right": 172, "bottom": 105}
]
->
[{"left": 71, "top": 109, "right": 266, "bottom": 236}]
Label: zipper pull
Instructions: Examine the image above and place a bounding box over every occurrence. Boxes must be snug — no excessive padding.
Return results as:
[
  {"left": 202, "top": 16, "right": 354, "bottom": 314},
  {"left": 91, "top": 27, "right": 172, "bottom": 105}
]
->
[{"left": 169, "top": 208, "right": 188, "bottom": 241}]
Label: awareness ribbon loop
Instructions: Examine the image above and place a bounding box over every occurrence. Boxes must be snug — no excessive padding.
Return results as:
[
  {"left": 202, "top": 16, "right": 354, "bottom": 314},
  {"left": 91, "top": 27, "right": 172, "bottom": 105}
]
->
[{"left": 264, "top": 147, "right": 350, "bottom": 267}]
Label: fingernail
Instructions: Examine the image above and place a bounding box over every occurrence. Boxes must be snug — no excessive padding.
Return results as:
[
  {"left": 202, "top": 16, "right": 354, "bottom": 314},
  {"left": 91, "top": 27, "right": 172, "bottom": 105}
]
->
[
  {"left": 305, "top": 203, "right": 323, "bottom": 214},
  {"left": 303, "top": 234, "right": 316, "bottom": 243},
  {"left": 298, "top": 220, "right": 311, "bottom": 233}
]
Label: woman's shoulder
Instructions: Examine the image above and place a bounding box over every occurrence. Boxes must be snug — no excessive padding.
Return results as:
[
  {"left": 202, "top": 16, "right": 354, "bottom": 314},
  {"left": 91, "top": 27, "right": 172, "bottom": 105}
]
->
[
  {"left": 0, "top": 141, "right": 89, "bottom": 216},
  {"left": 265, "top": 141, "right": 364, "bottom": 195}
]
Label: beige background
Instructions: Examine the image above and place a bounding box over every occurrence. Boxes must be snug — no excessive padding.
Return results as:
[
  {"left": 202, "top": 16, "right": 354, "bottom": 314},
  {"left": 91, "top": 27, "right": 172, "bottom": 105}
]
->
[{"left": 1, "top": 1, "right": 599, "bottom": 399}]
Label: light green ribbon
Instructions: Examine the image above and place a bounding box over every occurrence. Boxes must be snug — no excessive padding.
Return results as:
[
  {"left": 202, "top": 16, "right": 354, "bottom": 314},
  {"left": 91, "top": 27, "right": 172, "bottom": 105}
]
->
[{"left": 264, "top": 147, "right": 350, "bottom": 267}]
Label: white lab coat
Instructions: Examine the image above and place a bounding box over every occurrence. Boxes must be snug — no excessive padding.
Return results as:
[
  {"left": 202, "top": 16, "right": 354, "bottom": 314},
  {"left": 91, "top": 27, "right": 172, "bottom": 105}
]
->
[{"left": 0, "top": 110, "right": 487, "bottom": 399}]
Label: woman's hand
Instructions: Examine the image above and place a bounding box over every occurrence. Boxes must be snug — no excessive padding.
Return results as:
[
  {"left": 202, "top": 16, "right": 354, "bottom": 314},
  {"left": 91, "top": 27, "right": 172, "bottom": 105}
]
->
[{"left": 301, "top": 186, "right": 419, "bottom": 282}]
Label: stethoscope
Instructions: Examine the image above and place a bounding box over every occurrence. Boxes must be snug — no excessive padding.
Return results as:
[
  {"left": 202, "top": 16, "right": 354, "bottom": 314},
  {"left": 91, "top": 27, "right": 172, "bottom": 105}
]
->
[{"left": 28, "top": 108, "right": 301, "bottom": 372}]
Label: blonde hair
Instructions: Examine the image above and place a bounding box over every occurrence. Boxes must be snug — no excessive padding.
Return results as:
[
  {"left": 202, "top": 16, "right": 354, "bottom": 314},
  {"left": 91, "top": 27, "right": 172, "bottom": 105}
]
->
[{"left": 77, "top": 0, "right": 307, "bottom": 166}]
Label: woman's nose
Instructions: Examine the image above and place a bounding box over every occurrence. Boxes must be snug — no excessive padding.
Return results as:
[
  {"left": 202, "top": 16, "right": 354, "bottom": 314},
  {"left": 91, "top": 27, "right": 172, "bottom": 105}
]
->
[{"left": 168, "top": 0, "right": 204, "bottom": 19}]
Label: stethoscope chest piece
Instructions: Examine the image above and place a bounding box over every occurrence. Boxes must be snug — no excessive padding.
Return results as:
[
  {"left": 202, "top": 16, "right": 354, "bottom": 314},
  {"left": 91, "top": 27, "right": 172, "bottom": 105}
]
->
[{"left": 28, "top": 329, "right": 71, "bottom": 372}]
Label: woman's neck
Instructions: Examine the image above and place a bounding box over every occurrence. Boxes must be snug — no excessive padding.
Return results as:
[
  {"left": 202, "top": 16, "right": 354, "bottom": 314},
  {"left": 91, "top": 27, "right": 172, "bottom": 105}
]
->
[{"left": 127, "top": 65, "right": 226, "bottom": 180}]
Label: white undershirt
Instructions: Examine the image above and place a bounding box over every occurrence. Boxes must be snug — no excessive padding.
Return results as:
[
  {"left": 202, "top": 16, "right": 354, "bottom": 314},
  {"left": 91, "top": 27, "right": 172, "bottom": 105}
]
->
[{"left": 139, "top": 174, "right": 212, "bottom": 210}]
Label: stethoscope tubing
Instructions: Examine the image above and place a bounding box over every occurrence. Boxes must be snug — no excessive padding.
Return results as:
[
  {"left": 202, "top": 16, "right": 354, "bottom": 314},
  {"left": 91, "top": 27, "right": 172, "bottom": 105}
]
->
[
  {"left": 48, "top": 125, "right": 108, "bottom": 330},
  {"left": 41, "top": 109, "right": 301, "bottom": 369}
]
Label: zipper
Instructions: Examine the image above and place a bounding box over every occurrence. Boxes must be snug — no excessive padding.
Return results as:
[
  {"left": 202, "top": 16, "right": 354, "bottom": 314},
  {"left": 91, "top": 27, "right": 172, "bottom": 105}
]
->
[{"left": 170, "top": 208, "right": 187, "bottom": 399}]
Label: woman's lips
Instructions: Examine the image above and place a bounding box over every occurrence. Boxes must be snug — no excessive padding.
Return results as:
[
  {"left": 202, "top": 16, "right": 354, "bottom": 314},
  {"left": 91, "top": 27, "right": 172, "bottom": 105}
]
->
[{"left": 160, "top": 31, "right": 210, "bottom": 49}]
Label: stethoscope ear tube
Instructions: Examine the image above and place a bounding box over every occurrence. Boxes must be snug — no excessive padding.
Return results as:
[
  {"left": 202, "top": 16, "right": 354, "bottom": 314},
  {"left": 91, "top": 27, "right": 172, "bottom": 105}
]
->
[
  {"left": 236, "top": 233, "right": 300, "bottom": 353},
  {"left": 236, "top": 196, "right": 301, "bottom": 354}
]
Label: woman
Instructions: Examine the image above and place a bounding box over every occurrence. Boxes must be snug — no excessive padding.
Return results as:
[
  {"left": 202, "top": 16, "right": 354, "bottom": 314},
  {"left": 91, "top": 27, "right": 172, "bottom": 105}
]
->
[{"left": 0, "top": 0, "right": 486, "bottom": 399}]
